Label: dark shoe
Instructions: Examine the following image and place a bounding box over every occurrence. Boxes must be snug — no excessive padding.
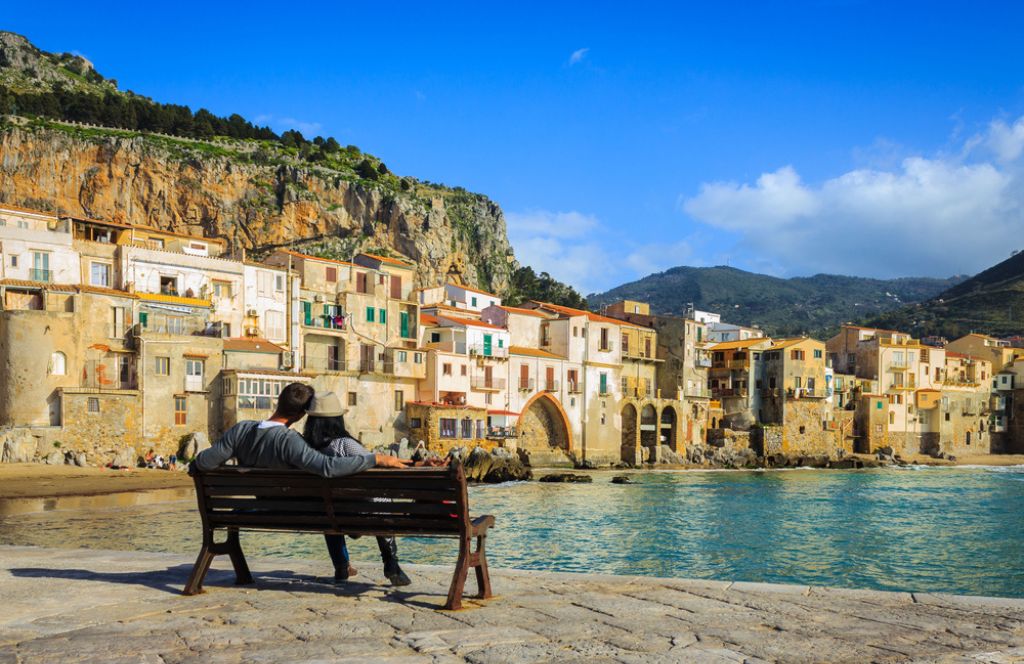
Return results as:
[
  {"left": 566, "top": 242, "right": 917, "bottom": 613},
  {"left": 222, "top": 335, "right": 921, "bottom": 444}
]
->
[
  {"left": 384, "top": 562, "right": 412, "bottom": 587},
  {"left": 334, "top": 564, "right": 358, "bottom": 582}
]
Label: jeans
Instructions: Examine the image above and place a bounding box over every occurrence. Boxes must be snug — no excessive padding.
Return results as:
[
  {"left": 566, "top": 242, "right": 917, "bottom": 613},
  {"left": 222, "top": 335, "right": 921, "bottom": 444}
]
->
[{"left": 324, "top": 534, "right": 400, "bottom": 576}]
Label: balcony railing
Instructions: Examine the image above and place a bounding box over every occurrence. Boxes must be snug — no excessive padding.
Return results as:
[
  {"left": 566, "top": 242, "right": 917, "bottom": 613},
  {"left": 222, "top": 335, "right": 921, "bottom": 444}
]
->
[
  {"left": 471, "top": 376, "right": 506, "bottom": 391},
  {"left": 518, "top": 378, "right": 535, "bottom": 392},
  {"left": 486, "top": 427, "right": 518, "bottom": 439},
  {"left": 304, "top": 316, "right": 346, "bottom": 331},
  {"left": 81, "top": 361, "right": 137, "bottom": 390},
  {"left": 29, "top": 268, "right": 53, "bottom": 282},
  {"left": 184, "top": 375, "right": 205, "bottom": 392},
  {"left": 598, "top": 341, "right": 615, "bottom": 353},
  {"left": 468, "top": 344, "right": 509, "bottom": 359},
  {"left": 567, "top": 381, "right": 582, "bottom": 394},
  {"left": 543, "top": 379, "right": 560, "bottom": 392},
  {"left": 303, "top": 357, "right": 348, "bottom": 372},
  {"left": 695, "top": 356, "right": 712, "bottom": 368}
]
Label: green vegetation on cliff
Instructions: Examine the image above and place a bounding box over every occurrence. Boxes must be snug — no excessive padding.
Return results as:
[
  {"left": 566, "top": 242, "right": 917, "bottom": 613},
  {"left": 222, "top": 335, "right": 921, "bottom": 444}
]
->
[{"left": 589, "top": 265, "right": 964, "bottom": 338}]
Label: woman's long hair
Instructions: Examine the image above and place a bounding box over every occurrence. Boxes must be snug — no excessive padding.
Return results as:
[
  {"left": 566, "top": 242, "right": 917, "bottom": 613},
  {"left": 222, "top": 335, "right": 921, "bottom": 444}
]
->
[{"left": 303, "top": 414, "right": 357, "bottom": 450}]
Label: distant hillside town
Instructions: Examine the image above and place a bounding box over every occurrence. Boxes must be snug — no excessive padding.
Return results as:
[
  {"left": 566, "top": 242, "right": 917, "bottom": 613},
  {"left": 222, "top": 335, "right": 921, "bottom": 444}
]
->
[{"left": 0, "top": 202, "right": 1022, "bottom": 468}]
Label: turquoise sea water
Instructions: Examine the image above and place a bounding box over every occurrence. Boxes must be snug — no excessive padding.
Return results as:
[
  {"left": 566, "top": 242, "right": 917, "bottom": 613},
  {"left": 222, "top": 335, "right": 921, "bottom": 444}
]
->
[{"left": 2, "top": 466, "right": 1023, "bottom": 597}]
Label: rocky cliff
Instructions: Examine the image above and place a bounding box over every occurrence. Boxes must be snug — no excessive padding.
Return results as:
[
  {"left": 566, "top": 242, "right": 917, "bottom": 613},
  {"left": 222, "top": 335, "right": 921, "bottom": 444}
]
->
[{"left": 0, "top": 119, "right": 516, "bottom": 292}]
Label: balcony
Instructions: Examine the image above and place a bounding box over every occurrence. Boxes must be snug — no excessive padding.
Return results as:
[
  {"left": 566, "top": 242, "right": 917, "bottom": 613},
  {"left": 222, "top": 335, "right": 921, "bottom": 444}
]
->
[
  {"left": 518, "top": 378, "right": 535, "bottom": 392},
  {"left": 718, "top": 387, "right": 748, "bottom": 398},
  {"left": 81, "top": 360, "right": 137, "bottom": 390},
  {"left": 889, "top": 361, "right": 908, "bottom": 371},
  {"left": 727, "top": 359, "right": 747, "bottom": 370},
  {"left": 471, "top": 376, "right": 506, "bottom": 391},
  {"left": 695, "top": 355, "right": 712, "bottom": 368},
  {"left": 468, "top": 344, "right": 509, "bottom": 359},
  {"left": 684, "top": 387, "right": 711, "bottom": 398},
  {"left": 543, "top": 379, "right": 560, "bottom": 392},
  {"left": 29, "top": 268, "right": 53, "bottom": 283},
  {"left": 486, "top": 426, "right": 518, "bottom": 439},
  {"left": 303, "top": 356, "right": 348, "bottom": 372},
  {"left": 597, "top": 341, "right": 616, "bottom": 353},
  {"left": 303, "top": 316, "right": 346, "bottom": 331},
  {"left": 567, "top": 381, "right": 582, "bottom": 394}
]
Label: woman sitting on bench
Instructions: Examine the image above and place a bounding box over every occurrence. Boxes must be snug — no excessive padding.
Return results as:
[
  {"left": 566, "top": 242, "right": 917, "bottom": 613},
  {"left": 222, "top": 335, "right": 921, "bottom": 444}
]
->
[{"left": 303, "top": 392, "right": 417, "bottom": 586}]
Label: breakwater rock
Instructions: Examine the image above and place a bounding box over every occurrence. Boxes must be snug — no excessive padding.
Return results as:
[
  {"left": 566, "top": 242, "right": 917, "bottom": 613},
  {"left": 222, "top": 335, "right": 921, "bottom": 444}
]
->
[{"left": 447, "top": 446, "right": 532, "bottom": 483}]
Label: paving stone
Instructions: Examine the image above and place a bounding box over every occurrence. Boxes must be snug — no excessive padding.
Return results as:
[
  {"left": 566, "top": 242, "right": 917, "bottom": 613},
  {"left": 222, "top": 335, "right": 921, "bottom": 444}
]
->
[{"left": 2, "top": 546, "right": 1024, "bottom": 663}]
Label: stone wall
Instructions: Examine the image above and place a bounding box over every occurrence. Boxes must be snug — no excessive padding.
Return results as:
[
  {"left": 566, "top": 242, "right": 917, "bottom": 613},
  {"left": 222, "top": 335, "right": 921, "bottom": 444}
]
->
[{"left": 58, "top": 389, "right": 141, "bottom": 462}]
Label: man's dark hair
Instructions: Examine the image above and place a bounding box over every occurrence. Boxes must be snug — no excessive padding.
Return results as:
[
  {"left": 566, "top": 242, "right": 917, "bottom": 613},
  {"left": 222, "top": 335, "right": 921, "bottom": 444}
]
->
[{"left": 276, "top": 383, "right": 314, "bottom": 419}]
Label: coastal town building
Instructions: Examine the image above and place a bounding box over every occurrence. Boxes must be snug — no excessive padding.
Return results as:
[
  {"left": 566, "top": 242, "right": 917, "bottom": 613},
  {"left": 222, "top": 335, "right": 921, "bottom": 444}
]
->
[{"left": 2, "top": 201, "right": 1023, "bottom": 468}]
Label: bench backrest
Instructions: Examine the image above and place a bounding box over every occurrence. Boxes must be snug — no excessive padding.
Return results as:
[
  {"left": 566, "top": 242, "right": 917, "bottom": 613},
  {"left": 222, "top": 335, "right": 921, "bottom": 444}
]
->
[{"left": 191, "top": 464, "right": 471, "bottom": 538}]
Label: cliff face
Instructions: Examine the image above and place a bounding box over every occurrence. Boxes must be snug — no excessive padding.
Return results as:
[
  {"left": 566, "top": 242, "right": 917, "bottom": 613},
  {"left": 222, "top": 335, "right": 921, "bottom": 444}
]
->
[{"left": 0, "top": 121, "right": 515, "bottom": 292}]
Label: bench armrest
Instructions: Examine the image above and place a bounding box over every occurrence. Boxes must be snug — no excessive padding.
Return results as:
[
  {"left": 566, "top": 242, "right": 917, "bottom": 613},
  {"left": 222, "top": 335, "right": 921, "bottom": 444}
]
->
[{"left": 470, "top": 514, "right": 495, "bottom": 535}]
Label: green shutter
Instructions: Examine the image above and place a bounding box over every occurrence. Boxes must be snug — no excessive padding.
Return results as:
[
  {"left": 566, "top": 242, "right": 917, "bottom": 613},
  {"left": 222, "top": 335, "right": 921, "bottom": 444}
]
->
[
  {"left": 400, "top": 311, "right": 410, "bottom": 338},
  {"left": 600, "top": 373, "right": 608, "bottom": 394},
  {"left": 483, "top": 334, "right": 492, "bottom": 356},
  {"left": 139, "top": 312, "right": 148, "bottom": 328},
  {"left": 379, "top": 308, "right": 386, "bottom": 324},
  {"left": 498, "top": 338, "right": 504, "bottom": 348},
  {"left": 366, "top": 306, "right": 374, "bottom": 323},
  {"left": 302, "top": 301, "right": 312, "bottom": 325}
]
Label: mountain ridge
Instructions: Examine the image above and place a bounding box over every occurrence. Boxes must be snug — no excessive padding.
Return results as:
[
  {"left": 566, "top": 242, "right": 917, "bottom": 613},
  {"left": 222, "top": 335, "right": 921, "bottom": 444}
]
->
[{"left": 588, "top": 264, "right": 966, "bottom": 338}]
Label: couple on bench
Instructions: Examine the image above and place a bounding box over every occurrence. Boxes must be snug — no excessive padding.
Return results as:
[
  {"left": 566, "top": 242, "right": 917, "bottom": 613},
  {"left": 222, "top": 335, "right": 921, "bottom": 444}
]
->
[{"left": 194, "top": 382, "right": 445, "bottom": 586}]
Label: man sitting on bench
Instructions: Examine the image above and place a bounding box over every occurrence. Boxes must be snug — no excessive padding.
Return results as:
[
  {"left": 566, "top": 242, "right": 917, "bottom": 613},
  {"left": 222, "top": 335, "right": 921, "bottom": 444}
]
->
[{"left": 194, "top": 382, "right": 410, "bottom": 476}]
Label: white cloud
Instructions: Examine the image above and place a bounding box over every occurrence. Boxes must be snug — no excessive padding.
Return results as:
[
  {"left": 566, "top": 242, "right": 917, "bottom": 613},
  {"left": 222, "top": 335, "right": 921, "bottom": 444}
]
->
[
  {"left": 682, "top": 116, "right": 1024, "bottom": 278},
  {"left": 568, "top": 48, "right": 589, "bottom": 66},
  {"left": 624, "top": 240, "right": 695, "bottom": 276},
  {"left": 506, "top": 209, "right": 611, "bottom": 293}
]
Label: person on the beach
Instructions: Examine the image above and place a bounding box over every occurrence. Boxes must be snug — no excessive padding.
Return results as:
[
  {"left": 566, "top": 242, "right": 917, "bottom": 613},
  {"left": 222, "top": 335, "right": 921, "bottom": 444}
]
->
[
  {"left": 304, "top": 391, "right": 434, "bottom": 586},
  {"left": 194, "top": 383, "right": 410, "bottom": 477}
]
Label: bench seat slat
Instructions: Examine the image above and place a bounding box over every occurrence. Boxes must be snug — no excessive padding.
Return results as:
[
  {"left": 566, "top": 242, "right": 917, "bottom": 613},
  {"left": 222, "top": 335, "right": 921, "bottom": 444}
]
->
[
  {"left": 209, "top": 512, "right": 461, "bottom": 531},
  {"left": 205, "top": 487, "right": 459, "bottom": 501},
  {"left": 205, "top": 498, "right": 460, "bottom": 517}
]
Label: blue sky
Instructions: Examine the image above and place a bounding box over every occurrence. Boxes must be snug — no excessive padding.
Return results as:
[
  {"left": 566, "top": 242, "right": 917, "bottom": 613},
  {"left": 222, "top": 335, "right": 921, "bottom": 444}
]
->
[{"left": 6, "top": 2, "right": 1024, "bottom": 293}]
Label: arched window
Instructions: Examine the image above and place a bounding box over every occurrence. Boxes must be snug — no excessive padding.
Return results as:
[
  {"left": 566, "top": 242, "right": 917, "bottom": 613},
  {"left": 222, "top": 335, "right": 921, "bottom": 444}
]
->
[{"left": 50, "top": 351, "right": 66, "bottom": 376}]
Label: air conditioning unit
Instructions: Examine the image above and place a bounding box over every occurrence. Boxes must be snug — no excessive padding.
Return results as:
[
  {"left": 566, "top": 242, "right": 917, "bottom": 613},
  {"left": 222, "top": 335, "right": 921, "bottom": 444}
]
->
[
  {"left": 280, "top": 352, "right": 294, "bottom": 369},
  {"left": 246, "top": 308, "right": 258, "bottom": 317},
  {"left": 314, "top": 294, "right": 325, "bottom": 303}
]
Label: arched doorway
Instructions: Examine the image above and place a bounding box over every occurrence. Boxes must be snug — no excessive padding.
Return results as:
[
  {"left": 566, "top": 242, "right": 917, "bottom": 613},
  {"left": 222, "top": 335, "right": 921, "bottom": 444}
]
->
[
  {"left": 518, "top": 392, "right": 571, "bottom": 452},
  {"left": 640, "top": 404, "right": 658, "bottom": 460},
  {"left": 660, "top": 407, "right": 678, "bottom": 452},
  {"left": 621, "top": 403, "right": 638, "bottom": 464}
]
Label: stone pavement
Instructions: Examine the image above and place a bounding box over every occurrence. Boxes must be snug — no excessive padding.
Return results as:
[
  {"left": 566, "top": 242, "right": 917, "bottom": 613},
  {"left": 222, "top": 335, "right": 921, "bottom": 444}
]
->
[{"left": 1, "top": 546, "right": 1023, "bottom": 663}]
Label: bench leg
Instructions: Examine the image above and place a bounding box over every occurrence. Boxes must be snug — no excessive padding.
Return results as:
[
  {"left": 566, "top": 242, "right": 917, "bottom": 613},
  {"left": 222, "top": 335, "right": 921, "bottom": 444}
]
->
[
  {"left": 183, "top": 543, "right": 215, "bottom": 596},
  {"left": 474, "top": 533, "right": 493, "bottom": 600},
  {"left": 226, "top": 528, "right": 254, "bottom": 586},
  {"left": 444, "top": 542, "right": 470, "bottom": 611}
]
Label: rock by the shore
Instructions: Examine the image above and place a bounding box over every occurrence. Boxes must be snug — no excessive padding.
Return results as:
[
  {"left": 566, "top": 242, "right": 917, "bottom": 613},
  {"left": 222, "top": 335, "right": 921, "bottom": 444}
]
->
[
  {"left": 178, "top": 432, "right": 210, "bottom": 461},
  {"left": 0, "top": 429, "right": 37, "bottom": 464},
  {"left": 539, "top": 472, "right": 592, "bottom": 483},
  {"left": 452, "top": 445, "right": 532, "bottom": 483},
  {"left": 611, "top": 475, "right": 632, "bottom": 484}
]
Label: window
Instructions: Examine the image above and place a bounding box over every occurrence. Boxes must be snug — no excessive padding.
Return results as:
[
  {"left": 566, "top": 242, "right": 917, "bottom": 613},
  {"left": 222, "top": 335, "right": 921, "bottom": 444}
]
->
[
  {"left": 159, "top": 276, "right": 177, "bottom": 295},
  {"left": 414, "top": 353, "right": 423, "bottom": 364},
  {"left": 348, "top": 392, "right": 357, "bottom": 406},
  {"left": 213, "top": 281, "right": 232, "bottom": 298},
  {"left": 49, "top": 351, "right": 66, "bottom": 376},
  {"left": 799, "top": 425, "right": 806, "bottom": 434},
  {"left": 31, "top": 251, "right": 50, "bottom": 282},
  {"left": 378, "top": 308, "right": 386, "bottom": 324},
  {"left": 394, "top": 390, "right": 404, "bottom": 411},
  {"left": 443, "top": 363, "right": 453, "bottom": 376},
  {"left": 166, "top": 317, "right": 185, "bottom": 335},
  {"left": 186, "top": 359, "right": 204, "bottom": 378},
  {"left": 9, "top": 255, "right": 17, "bottom": 267},
  {"left": 90, "top": 262, "right": 111, "bottom": 287},
  {"left": 88, "top": 397, "right": 100, "bottom": 413},
  {"left": 889, "top": 412, "right": 895, "bottom": 425},
  {"left": 471, "top": 296, "right": 478, "bottom": 307},
  {"left": 460, "top": 418, "right": 473, "bottom": 439},
  {"left": 174, "top": 396, "right": 187, "bottom": 425},
  {"left": 439, "top": 418, "right": 457, "bottom": 438},
  {"left": 485, "top": 393, "right": 492, "bottom": 405},
  {"left": 599, "top": 372, "right": 609, "bottom": 395},
  {"left": 366, "top": 306, "right": 375, "bottom": 323},
  {"left": 275, "top": 274, "right": 285, "bottom": 292},
  {"left": 155, "top": 357, "right": 170, "bottom": 376},
  {"left": 398, "top": 350, "right": 408, "bottom": 363},
  {"left": 460, "top": 364, "right": 467, "bottom": 376},
  {"left": 430, "top": 332, "right": 441, "bottom": 343},
  {"left": 410, "top": 417, "right": 422, "bottom": 428},
  {"left": 791, "top": 350, "right": 805, "bottom": 361},
  {"left": 325, "top": 266, "right": 337, "bottom": 282},
  {"left": 265, "top": 311, "right": 285, "bottom": 340},
  {"left": 599, "top": 328, "right": 610, "bottom": 351},
  {"left": 111, "top": 307, "right": 128, "bottom": 338},
  {"left": 813, "top": 349, "right": 822, "bottom": 359}
]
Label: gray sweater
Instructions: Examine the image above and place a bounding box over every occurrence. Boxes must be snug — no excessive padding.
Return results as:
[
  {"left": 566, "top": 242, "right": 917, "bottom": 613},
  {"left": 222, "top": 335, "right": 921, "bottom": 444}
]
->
[{"left": 194, "top": 421, "right": 376, "bottom": 477}]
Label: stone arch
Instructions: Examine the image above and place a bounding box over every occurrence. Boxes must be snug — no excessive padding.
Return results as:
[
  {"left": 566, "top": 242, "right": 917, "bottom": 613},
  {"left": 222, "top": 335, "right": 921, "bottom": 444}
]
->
[
  {"left": 517, "top": 392, "right": 572, "bottom": 452},
  {"left": 660, "top": 405, "right": 679, "bottom": 452},
  {"left": 620, "top": 403, "right": 638, "bottom": 464},
  {"left": 640, "top": 404, "right": 658, "bottom": 460}
]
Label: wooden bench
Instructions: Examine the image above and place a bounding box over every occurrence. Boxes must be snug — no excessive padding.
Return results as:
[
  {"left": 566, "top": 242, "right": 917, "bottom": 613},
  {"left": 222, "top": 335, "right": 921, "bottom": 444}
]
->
[{"left": 184, "top": 463, "right": 495, "bottom": 610}]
